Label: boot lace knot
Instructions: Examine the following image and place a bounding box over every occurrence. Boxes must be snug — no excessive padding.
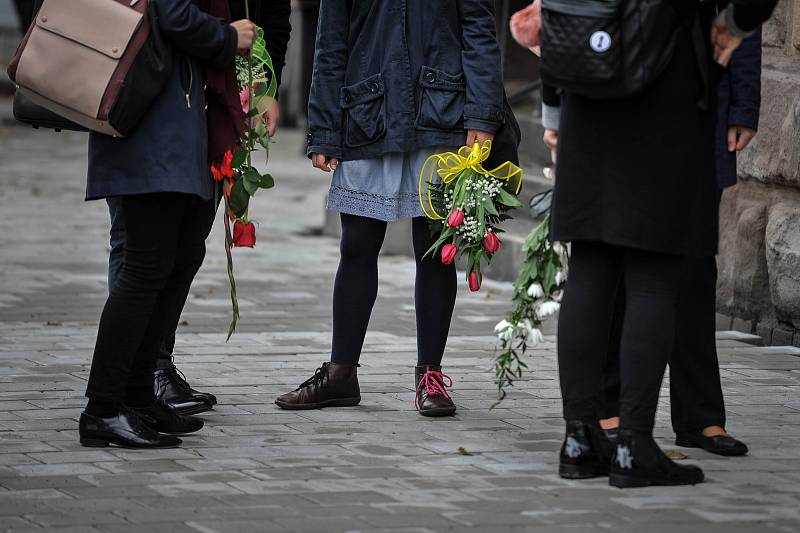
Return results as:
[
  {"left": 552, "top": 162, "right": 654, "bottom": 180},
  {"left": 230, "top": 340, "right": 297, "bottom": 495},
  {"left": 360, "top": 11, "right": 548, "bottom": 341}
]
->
[
  {"left": 297, "top": 364, "right": 330, "bottom": 391},
  {"left": 415, "top": 370, "right": 452, "bottom": 410}
]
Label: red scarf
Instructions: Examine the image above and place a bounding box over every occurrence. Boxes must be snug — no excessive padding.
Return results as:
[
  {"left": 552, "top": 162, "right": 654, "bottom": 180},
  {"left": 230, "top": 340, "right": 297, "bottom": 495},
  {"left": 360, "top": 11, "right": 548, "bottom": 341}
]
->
[{"left": 200, "top": 0, "right": 247, "bottom": 165}]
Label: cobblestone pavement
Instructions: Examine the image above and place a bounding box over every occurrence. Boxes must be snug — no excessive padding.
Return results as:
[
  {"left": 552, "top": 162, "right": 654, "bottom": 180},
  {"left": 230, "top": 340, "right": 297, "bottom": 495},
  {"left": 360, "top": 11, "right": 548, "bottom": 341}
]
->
[{"left": 1, "top": 105, "right": 800, "bottom": 533}]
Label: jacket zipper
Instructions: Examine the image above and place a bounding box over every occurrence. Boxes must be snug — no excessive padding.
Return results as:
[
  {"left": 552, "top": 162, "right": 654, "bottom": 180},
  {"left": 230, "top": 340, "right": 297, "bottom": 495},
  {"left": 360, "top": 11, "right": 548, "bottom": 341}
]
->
[{"left": 180, "top": 56, "right": 193, "bottom": 109}]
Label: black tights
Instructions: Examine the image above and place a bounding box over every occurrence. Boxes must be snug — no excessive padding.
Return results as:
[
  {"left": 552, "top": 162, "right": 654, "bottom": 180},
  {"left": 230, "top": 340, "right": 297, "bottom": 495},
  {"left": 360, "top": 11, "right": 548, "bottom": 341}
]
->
[
  {"left": 557, "top": 241, "right": 683, "bottom": 433},
  {"left": 85, "top": 193, "right": 215, "bottom": 408},
  {"left": 330, "top": 214, "right": 457, "bottom": 366}
]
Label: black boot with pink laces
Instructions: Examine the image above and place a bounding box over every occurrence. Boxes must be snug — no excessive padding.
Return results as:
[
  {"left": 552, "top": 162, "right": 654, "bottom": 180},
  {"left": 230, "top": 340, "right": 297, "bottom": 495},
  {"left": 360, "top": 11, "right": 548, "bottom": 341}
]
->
[{"left": 415, "top": 365, "right": 456, "bottom": 417}]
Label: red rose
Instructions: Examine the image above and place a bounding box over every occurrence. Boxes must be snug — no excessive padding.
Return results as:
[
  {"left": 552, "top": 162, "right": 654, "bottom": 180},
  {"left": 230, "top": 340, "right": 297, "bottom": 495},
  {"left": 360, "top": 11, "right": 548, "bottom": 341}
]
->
[
  {"left": 447, "top": 209, "right": 465, "bottom": 229},
  {"left": 468, "top": 271, "right": 482, "bottom": 292},
  {"left": 483, "top": 232, "right": 501, "bottom": 254},
  {"left": 232, "top": 220, "right": 256, "bottom": 247},
  {"left": 441, "top": 243, "right": 458, "bottom": 265}
]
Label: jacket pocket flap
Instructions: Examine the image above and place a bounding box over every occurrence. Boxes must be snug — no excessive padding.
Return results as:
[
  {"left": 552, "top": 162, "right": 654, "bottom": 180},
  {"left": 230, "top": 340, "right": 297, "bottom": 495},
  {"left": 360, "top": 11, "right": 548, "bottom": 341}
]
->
[
  {"left": 418, "top": 66, "right": 465, "bottom": 91},
  {"left": 36, "top": 0, "right": 143, "bottom": 60},
  {"left": 340, "top": 73, "right": 385, "bottom": 109}
]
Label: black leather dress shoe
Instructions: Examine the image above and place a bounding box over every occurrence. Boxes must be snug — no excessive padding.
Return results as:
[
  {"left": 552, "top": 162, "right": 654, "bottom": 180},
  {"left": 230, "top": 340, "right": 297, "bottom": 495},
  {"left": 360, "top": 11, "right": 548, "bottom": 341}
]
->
[
  {"left": 154, "top": 366, "right": 213, "bottom": 416},
  {"left": 133, "top": 399, "right": 204, "bottom": 435},
  {"left": 559, "top": 420, "right": 614, "bottom": 479},
  {"left": 675, "top": 431, "right": 749, "bottom": 457},
  {"left": 79, "top": 408, "right": 182, "bottom": 449},
  {"left": 609, "top": 429, "right": 704, "bottom": 488}
]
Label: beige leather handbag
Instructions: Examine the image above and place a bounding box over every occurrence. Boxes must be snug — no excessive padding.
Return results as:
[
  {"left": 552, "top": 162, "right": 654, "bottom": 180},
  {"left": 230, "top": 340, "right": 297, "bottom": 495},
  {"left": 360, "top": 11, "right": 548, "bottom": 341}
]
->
[{"left": 7, "top": 0, "right": 172, "bottom": 137}]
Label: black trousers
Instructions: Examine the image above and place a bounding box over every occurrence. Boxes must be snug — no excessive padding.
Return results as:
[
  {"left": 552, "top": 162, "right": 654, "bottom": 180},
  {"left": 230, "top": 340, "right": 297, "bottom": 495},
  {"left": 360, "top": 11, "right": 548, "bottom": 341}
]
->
[
  {"left": 601, "top": 255, "right": 725, "bottom": 433},
  {"left": 85, "top": 193, "right": 215, "bottom": 403},
  {"left": 558, "top": 241, "right": 683, "bottom": 434},
  {"left": 107, "top": 198, "right": 177, "bottom": 368},
  {"left": 330, "top": 214, "right": 457, "bottom": 366}
]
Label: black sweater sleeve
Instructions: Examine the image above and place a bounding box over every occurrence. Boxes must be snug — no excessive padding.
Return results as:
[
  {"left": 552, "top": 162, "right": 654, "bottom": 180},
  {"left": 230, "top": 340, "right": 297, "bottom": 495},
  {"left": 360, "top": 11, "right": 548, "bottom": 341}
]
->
[
  {"left": 230, "top": 0, "right": 292, "bottom": 89},
  {"left": 731, "top": 0, "right": 777, "bottom": 32}
]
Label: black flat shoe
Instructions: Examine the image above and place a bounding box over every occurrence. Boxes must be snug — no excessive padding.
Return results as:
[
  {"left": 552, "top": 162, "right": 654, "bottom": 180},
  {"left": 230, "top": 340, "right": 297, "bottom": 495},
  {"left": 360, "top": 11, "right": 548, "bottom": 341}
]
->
[
  {"left": 154, "top": 366, "right": 213, "bottom": 415},
  {"left": 79, "top": 407, "right": 182, "bottom": 449},
  {"left": 675, "top": 431, "right": 748, "bottom": 457},
  {"left": 609, "top": 429, "right": 704, "bottom": 488},
  {"left": 132, "top": 399, "right": 204, "bottom": 435},
  {"left": 559, "top": 420, "right": 614, "bottom": 479}
]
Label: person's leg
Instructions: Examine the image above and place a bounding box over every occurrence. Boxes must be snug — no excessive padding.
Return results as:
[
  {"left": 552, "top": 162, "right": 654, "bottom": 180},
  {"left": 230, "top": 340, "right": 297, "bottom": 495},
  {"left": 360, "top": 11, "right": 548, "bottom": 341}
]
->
[
  {"left": 670, "top": 256, "right": 746, "bottom": 455},
  {"left": 330, "top": 214, "right": 388, "bottom": 364},
  {"left": 599, "top": 292, "right": 624, "bottom": 430},
  {"left": 557, "top": 241, "right": 622, "bottom": 479},
  {"left": 618, "top": 249, "right": 683, "bottom": 433},
  {"left": 412, "top": 217, "right": 457, "bottom": 365},
  {"left": 106, "top": 198, "right": 125, "bottom": 292},
  {"left": 124, "top": 198, "right": 216, "bottom": 408},
  {"left": 275, "top": 213, "right": 386, "bottom": 410},
  {"left": 411, "top": 217, "right": 457, "bottom": 416},
  {"left": 559, "top": 241, "right": 623, "bottom": 423},
  {"left": 610, "top": 248, "right": 704, "bottom": 487},
  {"left": 85, "top": 193, "right": 188, "bottom": 407},
  {"left": 669, "top": 256, "right": 725, "bottom": 433}
]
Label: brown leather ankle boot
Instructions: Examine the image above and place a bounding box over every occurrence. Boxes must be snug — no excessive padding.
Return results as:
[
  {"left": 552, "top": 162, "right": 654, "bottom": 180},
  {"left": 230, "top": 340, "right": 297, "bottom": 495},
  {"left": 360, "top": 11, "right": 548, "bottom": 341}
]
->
[
  {"left": 415, "top": 365, "right": 456, "bottom": 417},
  {"left": 274, "top": 362, "right": 360, "bottom": 410}
]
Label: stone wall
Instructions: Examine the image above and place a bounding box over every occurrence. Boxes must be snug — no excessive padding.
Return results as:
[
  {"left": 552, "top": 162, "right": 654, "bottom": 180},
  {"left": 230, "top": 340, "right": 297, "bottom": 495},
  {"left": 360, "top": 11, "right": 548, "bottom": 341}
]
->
[{"left": 717, "top": 1, "right": 800, "bottom": 345}]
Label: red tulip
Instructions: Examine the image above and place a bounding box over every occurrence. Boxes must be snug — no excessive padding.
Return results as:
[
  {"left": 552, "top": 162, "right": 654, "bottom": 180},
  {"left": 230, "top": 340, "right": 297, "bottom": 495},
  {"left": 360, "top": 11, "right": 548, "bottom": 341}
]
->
[
  {"left": 441, "top": 243, "right": 458, "bottom": 265},
  {"left": 447, "top": 209, "right": 465, "bottom": 228},
  {"left": 468, "top": 271, "right": 482, "bottom": 292},
  {"left": 233, "top": 220, "right": 256, "bottom": 247},
  {"left": 483, "top": 232, "right": 501, "bottom": 254}
]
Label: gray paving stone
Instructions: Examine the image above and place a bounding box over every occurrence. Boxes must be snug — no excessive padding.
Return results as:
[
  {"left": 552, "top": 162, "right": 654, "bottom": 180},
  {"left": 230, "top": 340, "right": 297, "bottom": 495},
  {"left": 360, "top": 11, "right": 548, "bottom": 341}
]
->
[{"left": 0, "top": 115, "right": 798, "bottom": 532}]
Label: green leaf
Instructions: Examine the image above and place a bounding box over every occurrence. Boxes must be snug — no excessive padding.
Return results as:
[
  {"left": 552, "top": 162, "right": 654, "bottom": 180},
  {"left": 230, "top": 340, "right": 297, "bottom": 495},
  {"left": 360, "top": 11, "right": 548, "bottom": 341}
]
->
[
  {"left": 254, "top": 122, "right": 268, "bottom": 140},
  {"left": 231, "top": 147, "right": 247, "bottom": 169},
  {"left": 483, "top": 196, "right": 499, "bottom": 216},
  {"left": 242, "top": 168, "right": 261, "bottom": 196},
  {"left": 259, "top": 173, "right": 275, "bottom": 189},
  {"left": 228, "top": 179, "right": 250, "bottom": 218},
  {"left": 496, "top": 187, "right": 522, "bottom": 208}
]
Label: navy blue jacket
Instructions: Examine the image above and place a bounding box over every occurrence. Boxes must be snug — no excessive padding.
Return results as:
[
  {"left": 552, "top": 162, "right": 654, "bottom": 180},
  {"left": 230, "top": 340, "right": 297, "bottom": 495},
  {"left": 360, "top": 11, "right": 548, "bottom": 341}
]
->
[
  {"left": 307, "top": 0, "right": 505, "bottom": 161},
  {"left": 86, "top": 1, "right": 236, "bottom": 201},
  {"left": 716, "top": 28, "right": 762, "bottom": 189}
]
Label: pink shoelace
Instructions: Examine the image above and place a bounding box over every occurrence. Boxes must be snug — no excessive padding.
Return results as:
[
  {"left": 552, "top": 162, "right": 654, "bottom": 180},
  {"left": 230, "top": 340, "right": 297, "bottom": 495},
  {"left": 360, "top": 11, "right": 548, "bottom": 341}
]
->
[{"left": 415, "top": 370, "right": 453, "bottom": 410}]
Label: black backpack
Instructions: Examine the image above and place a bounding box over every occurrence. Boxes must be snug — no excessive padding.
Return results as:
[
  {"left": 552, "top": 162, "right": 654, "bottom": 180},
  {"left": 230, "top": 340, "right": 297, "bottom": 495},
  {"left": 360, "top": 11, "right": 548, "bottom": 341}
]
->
[{"left": 539, "top": 0, "right": 693, "bottom": 100}]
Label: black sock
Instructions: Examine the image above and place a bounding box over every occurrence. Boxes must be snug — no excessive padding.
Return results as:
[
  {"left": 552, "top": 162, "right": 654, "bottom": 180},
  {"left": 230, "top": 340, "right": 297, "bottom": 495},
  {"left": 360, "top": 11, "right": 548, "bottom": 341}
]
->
[{"left": 85, "top": 398, "right": 118, "bottom": 418}]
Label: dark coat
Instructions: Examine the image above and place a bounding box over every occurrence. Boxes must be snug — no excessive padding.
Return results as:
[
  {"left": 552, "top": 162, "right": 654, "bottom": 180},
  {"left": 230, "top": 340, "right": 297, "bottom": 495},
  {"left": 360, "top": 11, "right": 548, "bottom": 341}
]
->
[
  {"left": 86, "top": 0, "right": 237, "bottom": 201},
  {"left": 307, "top": 0, "right": 505, "bottom": 161},
  {"left": 549, "top": 1, "right": 774, "bottom": 257},
  {"left": 716, "top": 28, "right": 762, "bottom": 189}
]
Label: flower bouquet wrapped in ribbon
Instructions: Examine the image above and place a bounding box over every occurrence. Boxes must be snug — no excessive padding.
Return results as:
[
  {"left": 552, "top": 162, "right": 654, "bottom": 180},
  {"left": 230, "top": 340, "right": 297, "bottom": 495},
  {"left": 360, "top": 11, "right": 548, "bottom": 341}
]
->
[
  {"left": 213, "top": 7, "right": 278, "bottom": 339},
  {"left": 419, "top": 140, "right": 523, "bottom": 291}
]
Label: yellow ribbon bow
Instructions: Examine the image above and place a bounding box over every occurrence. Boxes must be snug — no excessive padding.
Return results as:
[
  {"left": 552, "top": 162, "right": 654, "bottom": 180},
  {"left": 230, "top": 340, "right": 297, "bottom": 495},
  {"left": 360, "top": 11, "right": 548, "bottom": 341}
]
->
[{"left": 418, "top": 140, "right": 523, "bottom": 220}]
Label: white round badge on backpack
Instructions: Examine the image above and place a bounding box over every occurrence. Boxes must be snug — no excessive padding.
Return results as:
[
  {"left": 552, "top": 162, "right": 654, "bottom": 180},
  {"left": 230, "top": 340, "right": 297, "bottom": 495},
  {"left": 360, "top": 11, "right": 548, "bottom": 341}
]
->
[{"left": 589, "top": 31, "right": 611, "bottom": 53}]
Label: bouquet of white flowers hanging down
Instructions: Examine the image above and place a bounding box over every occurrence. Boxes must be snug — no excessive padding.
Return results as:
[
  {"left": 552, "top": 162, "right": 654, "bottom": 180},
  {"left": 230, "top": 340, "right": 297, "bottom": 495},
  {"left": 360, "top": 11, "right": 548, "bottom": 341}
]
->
[
  {"left": 493, "top": 205, "right": 568, "bottom": 403},
  {"left": 419, "top": 140, "right": 523, "bottom": 291}
]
